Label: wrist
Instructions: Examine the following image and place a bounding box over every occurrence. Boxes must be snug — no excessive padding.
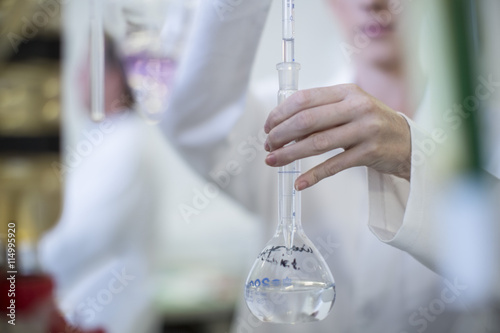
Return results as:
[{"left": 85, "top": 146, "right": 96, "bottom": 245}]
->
[{"left": 394, "top": 113, "right": 412, "bottom": 181}]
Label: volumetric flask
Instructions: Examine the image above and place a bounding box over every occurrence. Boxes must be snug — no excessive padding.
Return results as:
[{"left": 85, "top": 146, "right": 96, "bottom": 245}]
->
[
  {"left": 245, "top": 63, "right": 336, "bottom": 322},
  {"left": 244, "top": 187, "right": 336, "bottom": 324}
]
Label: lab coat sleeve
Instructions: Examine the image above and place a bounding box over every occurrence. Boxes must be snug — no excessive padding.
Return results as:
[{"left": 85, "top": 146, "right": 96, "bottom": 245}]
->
[
  {"left": 39, "top": 116, "right": 155, "bottom": 292},
  {"left": 368, "top": 114, "right": 500, "bottom": 304},
  {"left": 367, "top": 115, "right": 439, "bottom": 271},
  {"left": 161, "top": 0, "right": 272, "bottom": 176}
]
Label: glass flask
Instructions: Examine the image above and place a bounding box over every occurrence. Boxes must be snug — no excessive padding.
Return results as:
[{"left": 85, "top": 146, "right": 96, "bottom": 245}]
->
[{"left": 244, "top": 62, "right": 336, "bottom": 324}]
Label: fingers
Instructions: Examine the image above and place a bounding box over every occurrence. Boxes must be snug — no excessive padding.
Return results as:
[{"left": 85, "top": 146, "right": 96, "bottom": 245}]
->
[
  {"left": 264, "top": 84, "right": 352, "bottom": 134},
  {"left": 265, "top": 122, "right": 363, "bottom": 167},
  {"left": 262, "top": 84, "right": 409, "bottom": 191},
  {"left": 265, "top": 101, "right": 354, "bottom": 151},
  {"left": 294, "top": 146, "right": 365, "bottom": 191}
]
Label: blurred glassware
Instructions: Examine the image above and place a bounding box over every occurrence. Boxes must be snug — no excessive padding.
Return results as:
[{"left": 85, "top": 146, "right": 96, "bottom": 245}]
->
[{"left": 101, "top": 0, "right": 199, "bottom": 123}]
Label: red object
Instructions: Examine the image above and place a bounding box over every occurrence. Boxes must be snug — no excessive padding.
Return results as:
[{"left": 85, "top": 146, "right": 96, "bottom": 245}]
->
[
  {"left": 1, "top": 273, "right": 105, "bottom": 333},
  {"left": 1, "top": 274, "right": 54, "bottom": 313}
]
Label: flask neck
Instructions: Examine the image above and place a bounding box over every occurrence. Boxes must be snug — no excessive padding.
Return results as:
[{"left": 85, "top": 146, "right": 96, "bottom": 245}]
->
[
  {"left": 277, "top": 159, "right": 302, "bottom": 246},
  {"left": 276, "top": 61, "right": 302, "bottom": 249}
]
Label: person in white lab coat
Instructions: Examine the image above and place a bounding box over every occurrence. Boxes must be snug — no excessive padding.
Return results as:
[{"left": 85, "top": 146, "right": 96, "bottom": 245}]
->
[
  {"left": 263, "top": 0, "right": 500, "bottom": 315},
  {"left": 39, "top": 37, "right": 166, "bottom": 333},
  {"left": 163, "top": 0, "right": 499, "bottom": 332}
]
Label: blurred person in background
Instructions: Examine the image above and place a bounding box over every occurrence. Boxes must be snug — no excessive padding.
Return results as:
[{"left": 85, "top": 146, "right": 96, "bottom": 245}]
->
[
  {"left": 39, "top": 1, "right": 263, "bottom": 332},
  {"left": 162, "top": 0, "right": 500, "bottom": 332},
  {"left": 39, "top": 36, "right": 169, "bottom": 333}
]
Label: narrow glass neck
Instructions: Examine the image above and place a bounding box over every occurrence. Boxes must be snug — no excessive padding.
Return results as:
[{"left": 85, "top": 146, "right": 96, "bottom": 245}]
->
[
  {"left": 278, "top": 159, "right": 302, "bottom": 229},
  {"left": 277, "top": 63, "right": 301, "bottom": 248},
  {"left": 277, "top": 69, "right": 300, "bottom": 230}
]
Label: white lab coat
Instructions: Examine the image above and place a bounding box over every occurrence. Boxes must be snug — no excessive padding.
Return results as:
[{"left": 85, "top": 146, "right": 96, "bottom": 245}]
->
[
  {"left": 162, "top": 1, "right": 499, "bottom": 332},
  {"left": 39, "top": 109, "right": 266, "bottom": 332},
  {"left": 39, "top": 1, "right": 269, "bottom": 332},
  {"left": 40, "top": 112, "right": 165, "bottom": 333},
  {"left": 368, "top": 86, "right": 500, "bottom": 313}
]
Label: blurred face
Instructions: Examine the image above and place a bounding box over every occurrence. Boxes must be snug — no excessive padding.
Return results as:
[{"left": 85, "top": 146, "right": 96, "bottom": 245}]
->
[
  {"left": 78, "top": 59, "right": 125, "bottom": 111},
  {"left": 77, "top": 44, "right": 132, "bottom": 115},
  {"left": 328, "top": 0, "right": 404, "bottom": 68}
]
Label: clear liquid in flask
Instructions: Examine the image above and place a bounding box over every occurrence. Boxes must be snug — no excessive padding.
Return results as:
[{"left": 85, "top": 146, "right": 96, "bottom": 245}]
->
[
  {"left": 245, "top": 280, "right": 335, "bottom": 323},
  {"left": 244, "top": 228, "right": 336, "bottom": 324}
]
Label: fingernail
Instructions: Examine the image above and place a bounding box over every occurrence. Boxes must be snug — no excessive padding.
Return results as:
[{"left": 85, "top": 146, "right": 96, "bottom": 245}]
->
[
  {"left": 295, "top": 180, "right": 308, "bottom": 191},
  {"left": 264, "top": 141, "right": 270, "bottom": 152},
  {"left": 264, "top": 124, "right": 270, "bottom": 134},
  {"left": 266, "top": 153, "right": 276, "bottom": 166}
]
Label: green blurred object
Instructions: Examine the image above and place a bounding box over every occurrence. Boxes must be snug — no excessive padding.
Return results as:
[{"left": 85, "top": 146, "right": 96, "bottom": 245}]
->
[{"left": 445, "top": 0, "right": 482, "bottom": 174}]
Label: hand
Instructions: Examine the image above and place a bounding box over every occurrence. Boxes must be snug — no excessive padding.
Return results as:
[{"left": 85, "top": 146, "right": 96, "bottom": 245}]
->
[{"left": 263, "top": 84, "right": 412, "bottom": 191}]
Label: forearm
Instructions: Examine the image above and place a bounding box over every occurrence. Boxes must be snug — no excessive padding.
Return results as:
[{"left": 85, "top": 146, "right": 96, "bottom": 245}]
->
[{"left": 162, "top": 0, "right": 272, "bottom": 175}]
